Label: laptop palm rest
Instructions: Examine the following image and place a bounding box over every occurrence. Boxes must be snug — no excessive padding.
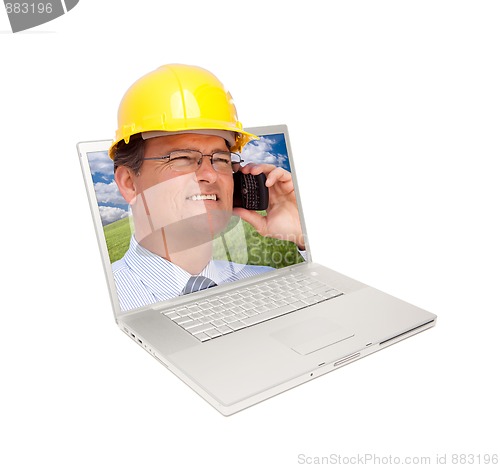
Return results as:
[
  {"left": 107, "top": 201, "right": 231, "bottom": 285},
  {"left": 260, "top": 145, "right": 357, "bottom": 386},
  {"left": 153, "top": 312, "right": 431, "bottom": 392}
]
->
[{"left": 271, "top": 317, "right": 355, "bottom": 355}]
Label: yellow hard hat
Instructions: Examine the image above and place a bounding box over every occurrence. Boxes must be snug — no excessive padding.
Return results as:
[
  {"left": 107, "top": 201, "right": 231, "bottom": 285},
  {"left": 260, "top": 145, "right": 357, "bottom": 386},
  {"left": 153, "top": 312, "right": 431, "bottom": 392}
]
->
[{"left": 109, "top": 64, "right": 257, "bottom": 159}]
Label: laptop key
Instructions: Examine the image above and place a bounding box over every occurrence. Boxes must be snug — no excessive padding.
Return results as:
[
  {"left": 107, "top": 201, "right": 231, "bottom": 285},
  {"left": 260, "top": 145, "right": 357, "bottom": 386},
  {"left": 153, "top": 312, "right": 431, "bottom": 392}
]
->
[
  {"left": 164, "top": 311, "right": 180, "bottom": 320},
  {"left": 227, "top": 321, "right": 246, "bottom": 331},
  {"left": 323, "top": 289, "right": 343, "bottom": 298},
  {"left": 176, "top": 308, "right": 191, "bottom": 317},
  {"left": 173, "top": 316, "right": 193, "bottom": 325},
  {"left": 216, "top": 325, "right": 233, "bottom": 335},
  {"left": 194, "top": 332, "right": 211, "bottom": 342},
  {"left": 183, "top": 319, "right": 203, "bottom": 329},
  {"left": 243, "top": 309, "right": 258, "bottom": 317},
  {"left": 210, "top": 319, "right": 226, "bottom": 328},
  {"left": 188, "top": 323, "right": 216, "bottom": 335},
  {"left": 204, "top": 328, "right": 222, "bottom": 338},
  {"left": 222, "top": 315, "right": 238, "bottom": 324},
  {"left": 311, "top": 285, "right": 334, "bottom": 295},
  {"left": 303, "top": 296, "right": 321, "bottom": 305},
  {"left": 233, "top": 312, "right": 248, "bottom": 321}
]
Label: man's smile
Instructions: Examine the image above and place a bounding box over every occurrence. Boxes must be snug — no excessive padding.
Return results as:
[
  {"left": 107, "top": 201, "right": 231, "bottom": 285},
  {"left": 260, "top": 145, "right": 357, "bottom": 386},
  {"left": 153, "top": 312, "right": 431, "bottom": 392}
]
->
[{"left": 186, "top": 193, "right": 218, "bottom": 201}]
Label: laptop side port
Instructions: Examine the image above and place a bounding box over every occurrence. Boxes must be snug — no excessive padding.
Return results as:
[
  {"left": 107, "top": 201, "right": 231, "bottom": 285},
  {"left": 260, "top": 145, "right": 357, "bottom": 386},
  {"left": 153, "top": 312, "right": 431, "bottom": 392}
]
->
[{"left": 379, "top": 319, "right": 435, "bottom": 347}]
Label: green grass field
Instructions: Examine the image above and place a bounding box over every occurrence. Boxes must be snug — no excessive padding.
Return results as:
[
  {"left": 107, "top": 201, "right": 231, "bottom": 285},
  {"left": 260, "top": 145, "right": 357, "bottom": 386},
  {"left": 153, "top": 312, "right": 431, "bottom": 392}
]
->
[
  {"left": 103, "top": 214, "right": 304, "bottom": 269},
  {"left": 103, "top": 217, "right": 132, "bottom": 263}
]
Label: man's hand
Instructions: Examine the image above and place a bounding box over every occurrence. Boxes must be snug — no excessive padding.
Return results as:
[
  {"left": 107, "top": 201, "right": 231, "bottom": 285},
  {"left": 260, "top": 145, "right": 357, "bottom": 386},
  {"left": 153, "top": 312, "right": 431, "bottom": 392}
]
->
[{"left": 233, "top": 163, "right": 305, "bottom": 250}]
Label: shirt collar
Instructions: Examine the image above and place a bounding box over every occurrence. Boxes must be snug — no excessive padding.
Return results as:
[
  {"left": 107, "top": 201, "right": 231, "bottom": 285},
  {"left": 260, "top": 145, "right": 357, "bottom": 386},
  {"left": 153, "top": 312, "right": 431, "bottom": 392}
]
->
[
  {"left": 123, "top": 236, "right": 232, "bottom": 300},
  {"left": 202, "top": 259, "right": 241, "bottom": 285}
]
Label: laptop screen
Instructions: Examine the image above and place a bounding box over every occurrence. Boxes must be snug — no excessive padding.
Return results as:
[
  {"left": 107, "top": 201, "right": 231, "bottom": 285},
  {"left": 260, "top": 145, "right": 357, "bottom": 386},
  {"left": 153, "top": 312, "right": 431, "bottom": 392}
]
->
[{"left": 84, "top": 128, "right": 306, "bottom": 313}]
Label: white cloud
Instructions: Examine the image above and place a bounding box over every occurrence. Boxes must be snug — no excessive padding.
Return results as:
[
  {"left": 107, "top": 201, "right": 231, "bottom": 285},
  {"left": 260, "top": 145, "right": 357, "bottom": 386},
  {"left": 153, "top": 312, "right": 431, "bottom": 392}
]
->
[
  {"left": 90, "top": 151, "right": 114, "bottom": 175},
  {"left": 99, "top": 206, "right": 129, "bottom": 225},
  {"left": 95, "top": 181, "right": 125, "bottom": 205},
  {"left": 242, "top": 137, "right": 287, "bottom": 168}
]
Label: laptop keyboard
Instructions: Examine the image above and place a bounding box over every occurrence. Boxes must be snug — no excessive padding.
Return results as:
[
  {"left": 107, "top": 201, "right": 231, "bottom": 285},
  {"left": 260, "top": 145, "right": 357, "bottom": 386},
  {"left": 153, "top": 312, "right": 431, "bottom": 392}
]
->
[{"left": 161, "top": 272, "right": 343, "bottom": 342}]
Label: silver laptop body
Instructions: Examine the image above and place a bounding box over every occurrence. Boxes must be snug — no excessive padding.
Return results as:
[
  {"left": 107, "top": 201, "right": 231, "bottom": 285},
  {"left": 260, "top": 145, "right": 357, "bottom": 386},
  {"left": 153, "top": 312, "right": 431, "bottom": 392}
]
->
[{"left": 78, "top": 124, "right": 436, "bottom": 416}]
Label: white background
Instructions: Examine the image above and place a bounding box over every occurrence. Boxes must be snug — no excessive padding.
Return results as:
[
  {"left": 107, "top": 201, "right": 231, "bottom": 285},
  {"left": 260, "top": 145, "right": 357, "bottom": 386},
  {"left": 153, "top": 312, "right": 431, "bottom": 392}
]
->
[{"left": 1, "top": 1, "right": 499, "bottom": 467}]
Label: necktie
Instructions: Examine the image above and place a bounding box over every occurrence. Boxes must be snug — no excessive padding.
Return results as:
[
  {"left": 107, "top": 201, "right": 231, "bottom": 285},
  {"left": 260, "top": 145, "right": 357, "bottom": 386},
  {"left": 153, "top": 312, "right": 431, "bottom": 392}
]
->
[{"left": 182, "top": 275, "right": 217, "bottom": 295}]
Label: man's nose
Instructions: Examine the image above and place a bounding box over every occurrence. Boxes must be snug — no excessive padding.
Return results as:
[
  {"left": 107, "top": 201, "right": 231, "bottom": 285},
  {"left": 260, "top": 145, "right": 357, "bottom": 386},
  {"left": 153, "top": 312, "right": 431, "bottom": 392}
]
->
[{"left": 195, "top": 155, "right": 218, "bottom": 183}]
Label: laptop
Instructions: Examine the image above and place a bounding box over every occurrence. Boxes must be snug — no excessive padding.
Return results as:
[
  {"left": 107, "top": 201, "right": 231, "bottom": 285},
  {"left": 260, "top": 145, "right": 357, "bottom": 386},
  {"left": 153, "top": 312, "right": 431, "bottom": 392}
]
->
[{"left": 78, "top": 124, "right": 437, "bottom": 416}]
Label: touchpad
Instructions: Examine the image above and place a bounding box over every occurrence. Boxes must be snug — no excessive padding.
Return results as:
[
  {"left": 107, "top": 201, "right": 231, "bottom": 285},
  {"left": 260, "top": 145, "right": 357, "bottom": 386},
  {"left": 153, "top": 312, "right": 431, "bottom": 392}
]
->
[{"left": 271, "top": 317, "right": 355, "bottom": 355}]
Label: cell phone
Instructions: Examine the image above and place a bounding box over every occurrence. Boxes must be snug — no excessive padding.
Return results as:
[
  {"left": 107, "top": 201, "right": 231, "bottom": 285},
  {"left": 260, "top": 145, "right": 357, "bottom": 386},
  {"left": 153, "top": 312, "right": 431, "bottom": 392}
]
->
[{"left": 233, "top": 171, "right": 269, "bottom": 211}]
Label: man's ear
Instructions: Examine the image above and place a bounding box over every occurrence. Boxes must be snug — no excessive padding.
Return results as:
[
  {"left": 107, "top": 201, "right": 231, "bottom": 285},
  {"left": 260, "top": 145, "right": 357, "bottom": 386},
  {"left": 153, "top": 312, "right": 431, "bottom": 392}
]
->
[{"left": 114, "top": 166, "right": 138, "bottom": 203}]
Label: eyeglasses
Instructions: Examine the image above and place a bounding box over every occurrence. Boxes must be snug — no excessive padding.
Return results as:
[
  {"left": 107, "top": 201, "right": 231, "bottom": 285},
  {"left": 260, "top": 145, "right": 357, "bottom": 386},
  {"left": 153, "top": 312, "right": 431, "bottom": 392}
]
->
[{"left": 143, "top": 150, "right": 244, "bottom": 174}]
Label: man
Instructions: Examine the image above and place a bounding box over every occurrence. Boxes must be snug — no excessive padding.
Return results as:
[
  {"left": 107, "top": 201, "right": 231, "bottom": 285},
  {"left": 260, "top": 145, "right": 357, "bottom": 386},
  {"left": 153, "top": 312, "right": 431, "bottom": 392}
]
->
[{"left": 110, "top": 64, "right": 304, "bottom": 311}]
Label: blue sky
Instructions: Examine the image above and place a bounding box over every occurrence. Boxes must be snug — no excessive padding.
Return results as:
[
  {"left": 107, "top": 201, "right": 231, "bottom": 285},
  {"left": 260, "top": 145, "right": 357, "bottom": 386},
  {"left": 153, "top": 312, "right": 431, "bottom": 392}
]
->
[
  {"left": 88, "top": 151, "right": 129, "bottom": 226},
  {"left": 242, "top": 134, "right": 290, "bottom": 172},
  {"left": 88, "top": 132, "right": 291, "bottom": 226}
]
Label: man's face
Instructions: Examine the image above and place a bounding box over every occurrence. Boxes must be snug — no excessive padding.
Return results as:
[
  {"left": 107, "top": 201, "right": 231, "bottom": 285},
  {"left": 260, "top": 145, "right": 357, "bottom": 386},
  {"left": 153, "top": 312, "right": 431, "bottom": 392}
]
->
[{"left": 130, "top": 133, "right": 234, "bottom": 251}]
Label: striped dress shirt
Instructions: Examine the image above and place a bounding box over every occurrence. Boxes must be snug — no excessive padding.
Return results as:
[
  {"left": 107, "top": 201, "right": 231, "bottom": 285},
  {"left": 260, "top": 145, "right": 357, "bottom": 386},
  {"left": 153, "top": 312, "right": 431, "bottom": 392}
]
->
[{"left": 112, "top": 236, "right": 273, "bottom": 312}]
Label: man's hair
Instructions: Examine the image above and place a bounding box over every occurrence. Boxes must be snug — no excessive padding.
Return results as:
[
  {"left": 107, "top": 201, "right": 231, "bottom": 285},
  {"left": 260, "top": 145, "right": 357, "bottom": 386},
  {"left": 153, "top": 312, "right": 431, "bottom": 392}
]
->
[{"left": 113, "top": 134, "right": 145, "bottom": 174}]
